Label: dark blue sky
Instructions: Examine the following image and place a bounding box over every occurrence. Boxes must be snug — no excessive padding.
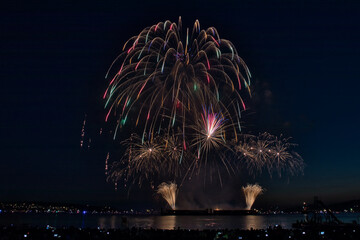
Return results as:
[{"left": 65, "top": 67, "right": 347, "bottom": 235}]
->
[{"left": 1, "top": 0, "right": 360, "bottom": 208}]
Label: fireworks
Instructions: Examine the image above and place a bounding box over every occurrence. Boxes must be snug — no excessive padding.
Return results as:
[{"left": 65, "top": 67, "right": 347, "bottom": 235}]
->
[
  {"left": 242, "top": 183, "right": 264, "bottom": 210},
  {"left": 117, "top": 134, "right": 163, "bottom": 186},
  {"left": 103, "top": 18, "right": 304, "bottom": 190},
  {"left": 104, "top": 18, "right": 250, "bottom": 140},
  {"left": 271, "top": 136, "right": 304, "bottom": 177},
  {"left": 107, "top": 133, "right": 191, "bottom": 187},
  {"left": 103, "top": 18, "right": 250, "bottom": 153},
  {"left": 192, "top": 106, "right": 226, "bottom": 154},
  {"left": 161, "top": 134, "right": 189, "bottom": 177},
  {"left": 104, "top": 18, "right": 252, "bottom": 186},
  {"left": 235, "top": 133, "right": 304, "bottom": 177},
  {"left": 157, "top": 182, "right": 178, "bottom": 210}
]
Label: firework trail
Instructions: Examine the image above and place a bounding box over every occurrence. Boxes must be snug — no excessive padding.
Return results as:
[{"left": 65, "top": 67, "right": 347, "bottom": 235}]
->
[
  {"left": 80, "top": 114, "right": 86, "bottom": 147},
  {"left": 242, "top": 183, "right": 264, "bottom": 210},
  {"left": 235, "top": 133, "right": 304, "bottom": 176},
  {"left": 105, "top": 152, "right": 109, "bottom": 175},
  {"left": 157, "top": 182, "right": 178, "bottom": 210}
]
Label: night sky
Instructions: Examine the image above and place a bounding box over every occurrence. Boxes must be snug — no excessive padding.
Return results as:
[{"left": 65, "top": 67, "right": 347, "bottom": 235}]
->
[{"left": 1, "top": 0, "right": 360, "bottom": 209}]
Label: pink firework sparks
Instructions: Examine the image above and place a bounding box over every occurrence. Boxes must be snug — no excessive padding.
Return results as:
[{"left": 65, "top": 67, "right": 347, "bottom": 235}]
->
[{"left": 201, "top": 107, "right": 224, "bottom": 139}]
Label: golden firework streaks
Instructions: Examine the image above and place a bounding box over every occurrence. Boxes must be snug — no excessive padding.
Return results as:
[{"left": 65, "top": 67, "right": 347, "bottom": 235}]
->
[
  {"left": 235, "top": 133, "right": 304, "bottom": 176},
  {"left": 242, "top": 183, "right": 264, "bottom": 210},
  {"left": 157, "top": 182, "right": 178, "bottom": 210}
]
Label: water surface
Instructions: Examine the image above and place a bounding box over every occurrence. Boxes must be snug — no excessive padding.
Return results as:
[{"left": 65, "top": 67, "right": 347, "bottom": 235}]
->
[{"left": 1, "top": 213, "right": 359, "bottom": 230}]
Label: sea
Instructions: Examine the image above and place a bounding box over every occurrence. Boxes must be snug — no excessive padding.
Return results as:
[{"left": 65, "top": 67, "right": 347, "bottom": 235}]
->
[{"left": 1, "top": 213, "right": 360, "bottom": 230}]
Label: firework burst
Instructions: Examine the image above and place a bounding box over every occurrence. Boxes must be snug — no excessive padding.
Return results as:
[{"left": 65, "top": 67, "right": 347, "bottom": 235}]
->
[
  {"left": 103, "top": 17, "right": 250, "bottom": 147},
  {"left": 235, "top": 133, "right": 304, "bottom": 177},
  {"left": 107, "top": 134, "right": 163, "bottom": 186},
  {"left": 161, "top": 133, "right": 190, "bottom": 178},
  {"left": 192, "top": 106, "right": 227, "bottom": 155},
  {"left": 270, "top": 136, "right": 304, "bottom": 177},
  {"left": 104, "top": 17, "right": 252, "bottom": 187},
  {"left": 104, "top": 18, "right": 304, "bottom": 191}
]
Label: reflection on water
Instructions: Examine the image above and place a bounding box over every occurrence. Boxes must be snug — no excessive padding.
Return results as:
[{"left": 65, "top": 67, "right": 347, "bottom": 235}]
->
[
  {"left": 98, "top": 217, "right": 106, "bottom": 229},
  {"left": 110, "top": 216, "right": 117, "bottom": 229},
  {"left": 1, "top": 213, "right": 359, "bottom": 230},
  {"left": 244, "top": 215, "right": 265, "bottom": 229},
  {"left": 154, "top": 216, "right": 176, "bottom": 230},
  {"left": 98, "top": 215, "right": 130, "bottom": 229},
  {"left": 81, "top": 215, "right": 86, "bottom": 229},
  {"left": 128, "top": 215, "right": 275, "bottom": 230}
]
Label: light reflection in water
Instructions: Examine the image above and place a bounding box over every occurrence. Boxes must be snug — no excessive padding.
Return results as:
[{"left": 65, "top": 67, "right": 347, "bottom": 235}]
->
[
  {"left": 110, "top": 216, "right": 116, "bottom": 229},
  {"left": 98, "top": 217, "right": 106, "bottom": 229},
  {"left": 243, "top": 215, "right": 265, "bottom": 229},
  {"left": 98, "top": 216, "right": 130, "bottom": 229},
  {"left": 4, "top": 213, "right": 358, "bottom": 229},
  {"left": 93, "top": 214, "right": 311, "bottom": 230},
  {"left": 154, "top": 216, "right": 176, "bottom": 230}
]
